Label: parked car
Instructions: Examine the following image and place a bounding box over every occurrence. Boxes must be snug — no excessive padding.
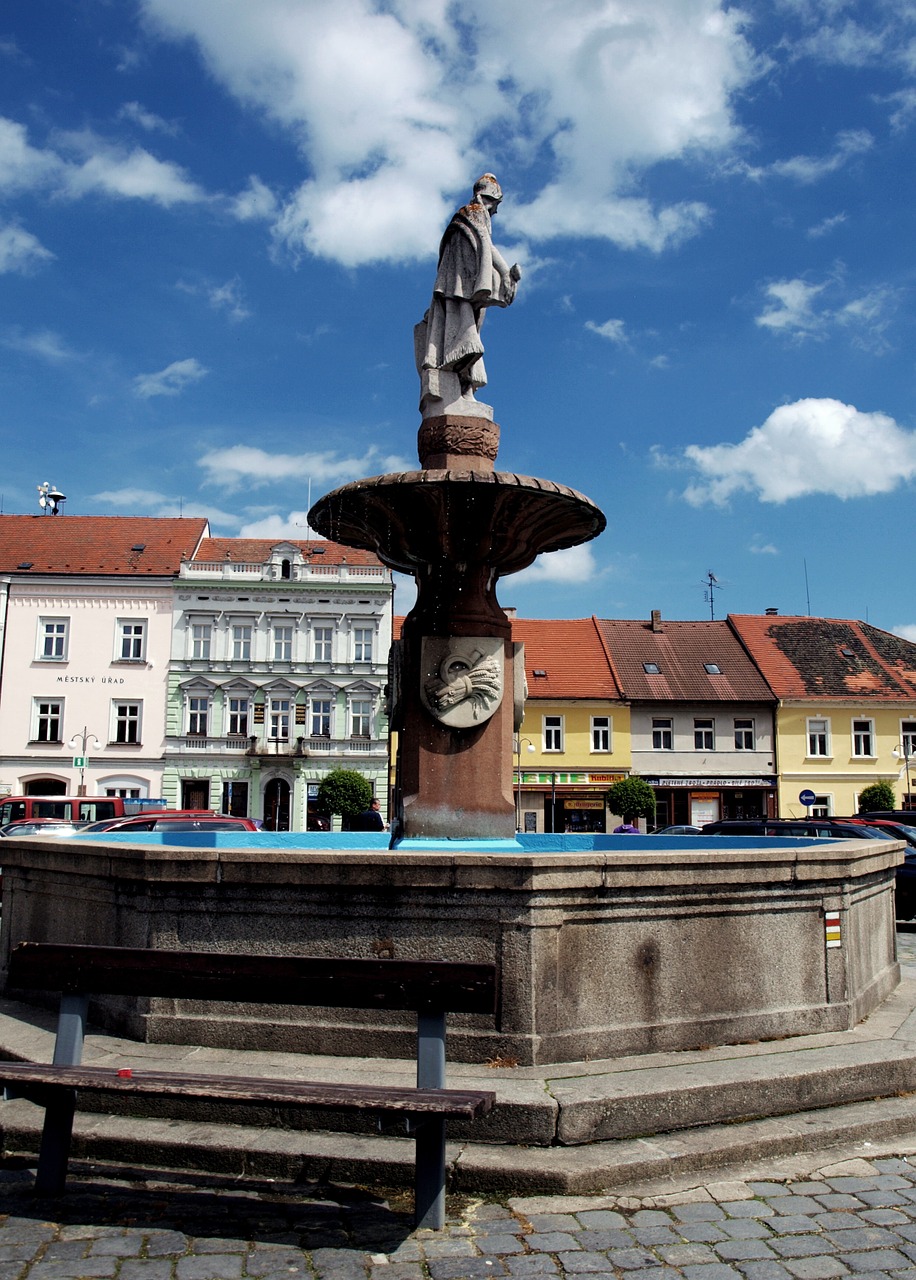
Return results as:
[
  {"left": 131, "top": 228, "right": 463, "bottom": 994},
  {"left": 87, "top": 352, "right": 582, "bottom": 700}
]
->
[
  {"left": 843, "top": 818, "right": 916, "bottom": 920},
  {"left": 81, "top": 810, "right": 218, "bottom": 833},
  {"left": 701, "top": 818, "right": 896, "bottom": 839},
  {"left": 80, "top": 814, "right": 258, "bottom": 833},
  {"left": 858, "top": 811, "right": 916, "bottom": 824},
  {"left": 652, "top": 825, "right": 704, "bottom": 835},
  {"left": 0, "top": 819, "right": 86, "bottom": 838}
]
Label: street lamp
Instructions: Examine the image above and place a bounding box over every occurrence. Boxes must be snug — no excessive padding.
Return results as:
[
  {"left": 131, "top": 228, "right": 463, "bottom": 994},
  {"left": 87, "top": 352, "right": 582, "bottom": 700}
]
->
[
  {"left": 893, "top": 741, "right": 913, "bottom": 810},
  {"left": 68, "top": 726, "right": 100, "bottom": 796},
  {"left": 514, "top": 736, "right": 535, "bottom": 831}
]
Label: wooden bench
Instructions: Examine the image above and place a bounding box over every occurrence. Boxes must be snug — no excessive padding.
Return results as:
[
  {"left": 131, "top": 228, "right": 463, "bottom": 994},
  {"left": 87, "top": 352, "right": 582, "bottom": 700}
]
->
[{"left": 1, "top": 943, "right": 498, "bottom": 1229}]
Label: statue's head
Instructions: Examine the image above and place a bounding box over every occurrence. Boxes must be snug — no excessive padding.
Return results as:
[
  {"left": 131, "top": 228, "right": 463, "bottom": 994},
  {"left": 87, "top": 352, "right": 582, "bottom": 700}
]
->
[{"left": 473, "top": 173, "right": 502, "bottom": 205}]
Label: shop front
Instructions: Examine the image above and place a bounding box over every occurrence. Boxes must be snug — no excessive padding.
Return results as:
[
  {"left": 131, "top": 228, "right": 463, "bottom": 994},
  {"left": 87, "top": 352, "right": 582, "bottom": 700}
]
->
[
  {"left": 644, "top": 775, "right": 777, "bottom": 828},
  {"left": 516, "top": 770, "right": 626, "bottom": 834}
]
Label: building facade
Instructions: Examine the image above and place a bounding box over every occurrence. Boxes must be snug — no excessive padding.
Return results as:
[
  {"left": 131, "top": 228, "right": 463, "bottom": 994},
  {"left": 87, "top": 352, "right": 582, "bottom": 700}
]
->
[
  {"left": 599, "top": 613, "right": 778, "bottom": 827},
  {"left": 0, "top": 515, "right": 208, "bottom": 801},
  {"left": 729, "top": 613, "right": 916, "bottom": 817},
  {"left": 165, "top": 538, "right": 393, "bottom": 829},
  {"left": 512, "top": 618, "right": 630, "bottom": 832}
]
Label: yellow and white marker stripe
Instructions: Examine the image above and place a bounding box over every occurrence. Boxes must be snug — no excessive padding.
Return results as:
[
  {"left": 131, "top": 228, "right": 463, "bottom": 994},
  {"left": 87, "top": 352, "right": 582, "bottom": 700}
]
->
[{"left": 825, "top": 911, "right": 842, "bottom": 949}]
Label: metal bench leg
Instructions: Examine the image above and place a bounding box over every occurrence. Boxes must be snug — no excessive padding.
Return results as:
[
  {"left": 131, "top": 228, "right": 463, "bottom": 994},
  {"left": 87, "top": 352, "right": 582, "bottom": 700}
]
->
[
  {"left": 415, "top": 1011, "right": 447, "bottom": 1230},
  {"left": 34, "top": 993, "right": 88, "bottom": 1196}
]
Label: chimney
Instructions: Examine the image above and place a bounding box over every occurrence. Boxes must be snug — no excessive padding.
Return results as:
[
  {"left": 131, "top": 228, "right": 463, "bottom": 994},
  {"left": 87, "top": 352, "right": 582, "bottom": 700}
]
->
[
  {"left": 650, "top": 609, "right": 662, "bottom": 632},
  {"left": 765, "top": 607, "right": 779, "bottom": 616},
  {"left": 503, "top": 606, "right": 517, "bottom": 620}
]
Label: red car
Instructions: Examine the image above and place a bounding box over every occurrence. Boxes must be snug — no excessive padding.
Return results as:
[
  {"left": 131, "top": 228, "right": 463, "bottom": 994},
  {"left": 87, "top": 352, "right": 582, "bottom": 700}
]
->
[{"left": 80, "top": 814, "right": 258, "bottom": 833}]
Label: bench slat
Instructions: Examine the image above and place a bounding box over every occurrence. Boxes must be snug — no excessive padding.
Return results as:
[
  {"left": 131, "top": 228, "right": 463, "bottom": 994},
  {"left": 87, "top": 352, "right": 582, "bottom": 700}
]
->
[
  {"left": 0, "top": 1063, "right": 495, "bottom": 1118},
  {"left": 8, "top": 945, "right": 498, "bottom": 1015}
]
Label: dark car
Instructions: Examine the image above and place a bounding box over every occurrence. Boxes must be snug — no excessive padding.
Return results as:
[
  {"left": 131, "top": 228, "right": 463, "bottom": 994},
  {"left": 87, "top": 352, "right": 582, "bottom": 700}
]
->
[
  {"left": 652, "top": 825, "right": 704, "bottom": 835},
  {"left": 0, "top": 819, "right": 86, "bottom": 838},
  {"left": 844, "top": 818, "right": 916, "bottom": 920},
  {"left": 702, "top": 818, "right": 896, "bottom": 839}
]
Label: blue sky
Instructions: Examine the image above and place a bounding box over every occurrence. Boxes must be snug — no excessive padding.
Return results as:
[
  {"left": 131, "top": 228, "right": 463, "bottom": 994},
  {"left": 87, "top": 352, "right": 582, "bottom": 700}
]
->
[{"left": 2, "top": 1, "right": 916, "bottom": 632}]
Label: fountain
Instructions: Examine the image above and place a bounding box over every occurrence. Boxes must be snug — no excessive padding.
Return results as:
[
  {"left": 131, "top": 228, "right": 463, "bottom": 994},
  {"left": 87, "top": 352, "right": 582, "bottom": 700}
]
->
[{"left": 309, "top": 173, "right": 604, "bottom": 838}]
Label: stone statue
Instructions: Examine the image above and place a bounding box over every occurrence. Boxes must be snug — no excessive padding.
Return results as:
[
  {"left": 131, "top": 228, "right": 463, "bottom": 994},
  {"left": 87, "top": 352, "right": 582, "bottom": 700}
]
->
[{"left": 415, "top": 173, "right": 521, "bottom": 419}]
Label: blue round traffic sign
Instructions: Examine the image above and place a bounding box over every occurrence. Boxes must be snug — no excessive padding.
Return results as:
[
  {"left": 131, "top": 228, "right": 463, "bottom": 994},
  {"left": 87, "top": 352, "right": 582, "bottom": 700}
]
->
[{"left": 799, "top": 789, "right": 816, "bottom": 806}]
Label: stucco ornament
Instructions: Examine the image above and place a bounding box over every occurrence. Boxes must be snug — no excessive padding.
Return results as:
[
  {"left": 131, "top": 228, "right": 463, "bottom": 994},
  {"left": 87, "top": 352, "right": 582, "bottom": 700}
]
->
[
  {"left": 420, "top": 636, "right": 504, "bottom": 728},
  {"left": 414, "top": 173, "right": 522, "bottom": 419}
]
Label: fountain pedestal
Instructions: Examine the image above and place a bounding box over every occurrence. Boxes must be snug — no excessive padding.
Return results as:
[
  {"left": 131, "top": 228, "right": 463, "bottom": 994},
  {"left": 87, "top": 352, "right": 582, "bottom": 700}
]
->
[{"left": 309, "top": 417, "right": 606, "bottom": 837}]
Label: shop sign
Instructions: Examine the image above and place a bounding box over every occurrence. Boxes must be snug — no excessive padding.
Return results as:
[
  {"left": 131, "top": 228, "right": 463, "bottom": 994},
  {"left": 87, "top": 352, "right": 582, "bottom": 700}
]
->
[
  {"left": 568, "top": 798, "right": 605, "bottom": 810},
  {"left": 643, "top": 777, "right": 775, "bottom": 788}
]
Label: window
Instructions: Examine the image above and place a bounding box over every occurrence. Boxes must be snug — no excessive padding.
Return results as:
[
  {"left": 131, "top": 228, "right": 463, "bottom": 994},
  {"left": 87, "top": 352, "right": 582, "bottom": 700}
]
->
[
  {"left": 232, "top": 625, "right": 252, "bottom": 661},
  {"left": 543, "top": 715, "right": 563, "bottom": 752},
  {"left": 314, "top": 627, "right": 333, "bottom": 662},
  {"left": 643, "top": 662, "right": 660, "bottom": 674},
  {"left": 269, "top": 697, "right": 290, "bottom": 740},
  {"left": 354, "top": 627, "right": 373, "bottom": 662},
  {"left": 40, "top": 618, "right": 68, "bottom": 661},
  {"left": 808, "top": 718, "right": 830, "bottom": 757},
  {"left": 350, "top": 698, "right": 372, "bottom": 738},
  {"left": 811, "top": 795, "right": 832, "bottom": 818},
  {"left": 694, "top": 718, "right": 715, "bottom": 750},
  {"left": 852, "top": 718, "right": 874, "bottom": 757},
  {"left": 106, "top": 787, "right": 142, "bottom": 799},
  {"left": 190, "top": 622, "right": 211, "bottom": 660},
  {"left": 591, "top": 716, "right": 611, "bottom": 752},
  {"left": 734, "top": 718, "right": 754, "bottom": 751},
  {"left": 34, "top": 699, "right": 63, "bottom": 743},
  {"left": 118, "top": 619, "right": 146, "bottom": 661},
  {"left": 227, "top": 697, "right": 249, "bottom": 736},
  {"left": 652, "top": 717, "right": 673, "bottom": 750},
  {"left": 188, "top": 696, "right": 209, "bottom": 735},
  {"left": 273, "top": 625, "right": 293, "bottom": 661},
  {"left": 704, "top": 663, "right": 722, "bottom": 675},
  {"left": 902, "top": 721, "right": 916, "bottom": 760},
  {"left": 311, "top": 698, "right": 332, "bottom": 736},
  {"left": 222, "top": 780, "right": 249, "bottom": 817},
  {"left": 113, "top": 701, "right": 141, "bottom": 744}
]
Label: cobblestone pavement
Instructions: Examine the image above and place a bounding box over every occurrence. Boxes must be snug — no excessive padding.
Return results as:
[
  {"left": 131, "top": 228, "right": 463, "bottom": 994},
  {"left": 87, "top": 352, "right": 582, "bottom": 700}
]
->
[{"left": 4, "top": 1155, "right": 916, "bottom": 1280}]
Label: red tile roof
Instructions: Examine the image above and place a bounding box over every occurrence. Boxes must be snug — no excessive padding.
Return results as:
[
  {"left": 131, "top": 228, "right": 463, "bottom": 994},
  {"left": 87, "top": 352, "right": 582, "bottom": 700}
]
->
[
  {"left": 196, "top": 537, "right": 383, "bottom": 567},
  {"left": 598, "top": 618, "right": 775, "bottom": 703},
  {"left": 728, "top": 614, "right": 916, "bottom": 701},
  {"left": 0, "top": 515, "right": 208, "bottom": 576},
  {"left": 511, "top": 617, "right": 624, "bottom": 700}
]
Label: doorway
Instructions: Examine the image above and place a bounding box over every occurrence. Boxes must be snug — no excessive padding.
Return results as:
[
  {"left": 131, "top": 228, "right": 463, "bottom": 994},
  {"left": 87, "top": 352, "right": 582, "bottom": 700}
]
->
[
  {"left": 264, "top": 777, "right": 291, "bottom": 831},
  {"left": 181, "top": 779, "right": 210, "bottom": 810},
  {"left": 25, "top": 778, "right": 67, "bottom": 795}
]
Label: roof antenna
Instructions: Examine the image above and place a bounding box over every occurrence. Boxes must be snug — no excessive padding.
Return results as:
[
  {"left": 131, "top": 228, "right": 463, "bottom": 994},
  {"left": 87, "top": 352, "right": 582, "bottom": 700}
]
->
[
  {"left": 803, "top": 558, "right": 811, "bottom": 616},
  {"left": 702, "top": 570, "right": 722, "bottom": 621}
]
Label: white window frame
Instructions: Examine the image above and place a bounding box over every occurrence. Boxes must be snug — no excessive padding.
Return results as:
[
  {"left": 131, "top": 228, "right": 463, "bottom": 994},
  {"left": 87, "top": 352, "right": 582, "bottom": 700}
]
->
[
  {"left": 313, "top": 626, "right": 334, "bottom": 662},
  {"left": 310, "top": 698, "right": 332, "bottom": 737},
  {"left": 187, "top": 695, "right": 210, "bottom": 736},
  {"left": 807, "top": 717, "right": 831, "bottom": 758},
  {"left": 272, "top": 624, "right": 294, "bottom": 662},
  {"left": 38, "top": 617, "right": 69, "bottom": 661},
  {"left": 543, "top": 715, "right": 564, "bottom": 753},
  {"left": 734, "top": 718, "right": 754, "bottom": 751},
  {"left": 227, "top": 696, "right": 249, "bottom": 737},
  {"left": 852, "top": 717, "right": 875, "bottom": 758},
  {"left": 268, "top": 697, "right": 291, "bottom": 740},
  {"left": 811, "top": 794, "right": 833, "bottom": 818},
  {"left": 353, "top": 627, "right": 374, "bottom": 662},
  {"left": 694, "top": 718, "right": 715, "bottom": 751},
  {"left": 231, "top": 624, "right": 252, "bottom": 661},
  {"left": 112, "top": 700, "right": 142, "bottom": 745},
  {"left": 33, "top": 698, "right": 64, "bottom": 743},
  {"left": 189, "top": 621, "right": 212, "bottom": 660},
  {"left": 652, "top": 717, "right": 673, "bottom": 751},
  {"left": 116, "top": 618, "right": 147, "bottom": 662},
  {"left": 350, "top": 697, "right": 372, "bottom": 738},
  {"left": 902, "top": 720, "right": 916, "bottom": 761},
  {"left": 591, "top": 715, "right": 611, "bottom": 753}
]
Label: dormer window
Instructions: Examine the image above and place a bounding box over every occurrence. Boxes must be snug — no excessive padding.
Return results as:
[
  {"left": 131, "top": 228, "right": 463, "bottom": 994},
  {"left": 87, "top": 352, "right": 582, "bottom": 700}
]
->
[{"left": 281, "top": 558, "right": 291, "bottom": 580}]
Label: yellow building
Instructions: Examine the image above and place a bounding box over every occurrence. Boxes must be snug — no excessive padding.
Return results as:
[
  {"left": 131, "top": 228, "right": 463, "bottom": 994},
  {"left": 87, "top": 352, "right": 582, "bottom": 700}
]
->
[
  {"left": 729, "top": 614, "right": 916, "bottom": 817},
  {"left": 512, "top": 618, "right": 630, "bottom": 832}
]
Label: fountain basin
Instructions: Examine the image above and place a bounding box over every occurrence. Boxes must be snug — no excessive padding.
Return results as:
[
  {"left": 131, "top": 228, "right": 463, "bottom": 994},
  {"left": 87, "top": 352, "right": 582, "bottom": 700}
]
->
[{"left": 0, "top": 834, "right": 901, "bottom": 1066}]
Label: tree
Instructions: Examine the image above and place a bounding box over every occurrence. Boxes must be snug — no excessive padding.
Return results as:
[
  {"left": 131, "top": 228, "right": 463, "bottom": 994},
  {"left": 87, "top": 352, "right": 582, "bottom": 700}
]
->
[
  {"left": 317, "top": 769, "right": 374, "bottom": 822},
  {"left": 857, "top": 780, "right": 896, "bottom": 813},
  {"left": 606, "top": 776, "right": 656, "bottom": 826}
]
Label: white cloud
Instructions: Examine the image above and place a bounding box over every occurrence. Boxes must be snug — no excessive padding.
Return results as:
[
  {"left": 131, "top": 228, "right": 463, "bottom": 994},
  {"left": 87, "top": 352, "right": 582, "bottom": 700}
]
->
[
  {"left": 90, "top": 486, "right": 240, "bottom": 525},
  {"left": 134, "top": 357, "right": 209, "bottom": 398},
  {"left": 756, "top": 279, "right": 827, "bottom": 336},
  {"left": 585, "top": 318, "right": 629, "bottom": 345},
  {"left": 749, "top": 540, "right": 779, "bottom": 555},
  {"left": 743, "top": 129, "right": 873, "bottom": 184},
  {"left": 140, "top": 0, "right": 758, "bottom": 263},
  {"left": 230, "top": 175, "right": 278, "bottom": 222},
  {"left": 198, "top": 443, "right": 412, "bottom": 492},
  {"left": 682, "top": 398, "right": 916, "bottom": 505},
  {"left": 893, "top": 625, "right": 916, "bottom": 643},
  {"left": 178, "top": 276, "right": 250, "bottom": 321},
  {"left": 807, "top": 212, "right": 847, "bottom": 238},
  {"left": 236, "top": 510, "right": 317, "bottom": 538},
  {"left": 0, "top": 117, "right": 60, "bottom": 194},
  {"left": 0, "top": 223, "right": 53, "bottom": 273},
  {"left": 117, "top": 101, "right": 180, "bottom": 135},
  {"left": 2, "top": 327, "right": 75, "bottom": 362},
  {"left": 58, "top": 130, "right": 206, "bottom": 206},
  {"left": 507, "top": 543, "right": 599, "bottom": 586}
]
